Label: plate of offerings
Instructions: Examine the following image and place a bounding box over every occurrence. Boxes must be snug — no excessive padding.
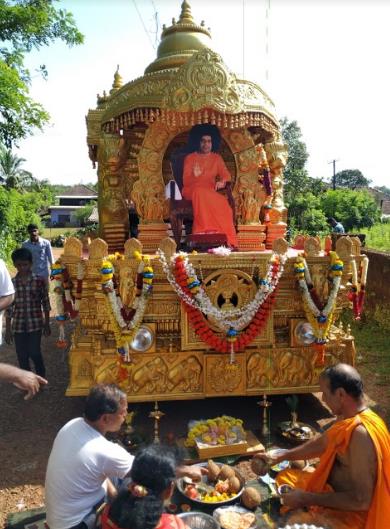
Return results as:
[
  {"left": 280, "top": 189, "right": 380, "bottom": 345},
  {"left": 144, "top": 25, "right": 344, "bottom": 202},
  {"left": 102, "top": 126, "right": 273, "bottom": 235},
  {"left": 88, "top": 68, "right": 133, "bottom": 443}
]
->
[
  {"left": 186, "top": 416, "right": 248, "bottom": 458},
  {"left": 277, "top": 422, "right": 316, "bottom": 445},
  {"left": 213, "top": 506, "right": 257, "bottom": 529},
  {"left": 177, "top": 461, "right": 245, "bottom": 506}
]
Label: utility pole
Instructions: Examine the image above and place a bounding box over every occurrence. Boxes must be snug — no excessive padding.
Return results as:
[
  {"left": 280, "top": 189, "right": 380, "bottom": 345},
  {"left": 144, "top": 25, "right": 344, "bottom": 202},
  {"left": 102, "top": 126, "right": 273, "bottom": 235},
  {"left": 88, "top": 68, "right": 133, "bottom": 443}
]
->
[{"left": 328, "top": 159, "right": 339, "bottom": 190}]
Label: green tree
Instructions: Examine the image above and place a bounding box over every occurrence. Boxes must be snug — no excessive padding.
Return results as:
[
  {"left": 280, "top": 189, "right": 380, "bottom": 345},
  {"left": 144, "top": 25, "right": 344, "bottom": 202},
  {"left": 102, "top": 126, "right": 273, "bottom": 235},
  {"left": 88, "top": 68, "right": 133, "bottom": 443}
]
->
[
  {"left": 0, "top": 0, "right": 83, "bottom": 147},
  {"left": 288, "top": 192, "right": 329, "bottom": 236},
  {"left": 0, "top": 144, "right": 33, "bottom": 189},
  {"left": 334, "top": 169, "right": 371, "bottom": 189},
  {"left": 280, "top": 117, "right": 310, "bottom": 205},
  {"left": 320, "top": 189, "right": 381, "bottom": 231},
  {"left": 0, "top": 186, "right": 48, "bottom": 260},
  {"left": 73, "top": 201, "right": 96, "bottom": 226}
]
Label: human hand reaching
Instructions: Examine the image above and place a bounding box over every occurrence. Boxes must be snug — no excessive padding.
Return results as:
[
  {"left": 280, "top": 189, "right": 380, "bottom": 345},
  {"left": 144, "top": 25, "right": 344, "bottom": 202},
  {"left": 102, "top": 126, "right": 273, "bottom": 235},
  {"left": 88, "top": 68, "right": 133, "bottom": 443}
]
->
[{"left": 13, "top": 369, "right": 48, "bottom": 400}]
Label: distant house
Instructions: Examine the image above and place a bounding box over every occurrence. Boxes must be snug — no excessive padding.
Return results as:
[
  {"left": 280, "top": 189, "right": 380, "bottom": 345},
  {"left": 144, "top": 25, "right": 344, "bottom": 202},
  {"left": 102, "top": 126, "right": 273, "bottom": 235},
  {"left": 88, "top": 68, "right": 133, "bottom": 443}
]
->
[
  {"left": 49, "top": 185, "right": 97, "bottom": 227},
  {"left": 364, "top": 187, "right": 390, "bottom": 218}
]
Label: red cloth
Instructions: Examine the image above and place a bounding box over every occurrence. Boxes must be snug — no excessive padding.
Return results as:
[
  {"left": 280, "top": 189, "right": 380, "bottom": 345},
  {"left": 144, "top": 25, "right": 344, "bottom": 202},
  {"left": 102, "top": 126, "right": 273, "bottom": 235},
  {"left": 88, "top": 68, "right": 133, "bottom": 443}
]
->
[
  {"left": 102, "top": 508, "right": 188, "bottom": 529},
  {"left": 182, "top": 152, "right": 237, "bottom": 247}
]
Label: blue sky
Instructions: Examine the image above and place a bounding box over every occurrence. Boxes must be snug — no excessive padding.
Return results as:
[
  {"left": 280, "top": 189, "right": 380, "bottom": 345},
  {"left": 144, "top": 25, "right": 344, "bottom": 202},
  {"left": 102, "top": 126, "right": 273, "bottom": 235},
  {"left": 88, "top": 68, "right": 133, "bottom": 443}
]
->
[{"left": 18, "top": 0, "right": 390, "bottom": 188}]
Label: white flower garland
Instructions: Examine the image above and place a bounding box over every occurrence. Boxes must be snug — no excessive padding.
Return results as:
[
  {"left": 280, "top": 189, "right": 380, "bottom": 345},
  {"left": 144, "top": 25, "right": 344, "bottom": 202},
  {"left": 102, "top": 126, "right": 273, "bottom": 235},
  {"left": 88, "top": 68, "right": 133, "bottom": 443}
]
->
[
  {"left": 294, "top": 252, "right": 343, "bottom": 342},
  {"left": 158, "top": 249, "right": 287, "bottom": 332}
]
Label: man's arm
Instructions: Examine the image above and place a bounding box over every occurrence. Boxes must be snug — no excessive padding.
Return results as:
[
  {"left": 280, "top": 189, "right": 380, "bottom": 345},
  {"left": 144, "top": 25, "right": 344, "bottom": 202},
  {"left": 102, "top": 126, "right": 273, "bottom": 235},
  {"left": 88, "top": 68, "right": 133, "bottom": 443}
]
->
[
  {"left": 0, "top": 363, "right": 48, "bottom": 399},
  {"left": 252, "top": 431, "right": 328, "bottom": 473},
  {"left": 283, "top": 425, "right": 377, "bottom": 511},
  {"left": 0, "top": 293, "right": 14, "bottom": 311},
  {"left": 46, "top": 241, "right": 54, "bottom": 266}
]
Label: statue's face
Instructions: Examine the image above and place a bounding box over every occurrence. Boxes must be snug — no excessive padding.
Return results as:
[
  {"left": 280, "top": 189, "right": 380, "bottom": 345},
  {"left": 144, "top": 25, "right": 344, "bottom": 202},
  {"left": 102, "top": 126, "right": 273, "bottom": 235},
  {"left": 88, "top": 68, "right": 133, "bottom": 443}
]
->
[{"left": 200, "top": 135, "right": 212, "bottom": 154}]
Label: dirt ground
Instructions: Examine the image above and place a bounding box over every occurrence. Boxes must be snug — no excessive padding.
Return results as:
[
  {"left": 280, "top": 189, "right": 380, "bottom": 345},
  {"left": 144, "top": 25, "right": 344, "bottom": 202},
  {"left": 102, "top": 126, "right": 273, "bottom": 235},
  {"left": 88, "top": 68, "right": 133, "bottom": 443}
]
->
[{"left": 1, "top": 318, "right": 389, "bottom": 527}]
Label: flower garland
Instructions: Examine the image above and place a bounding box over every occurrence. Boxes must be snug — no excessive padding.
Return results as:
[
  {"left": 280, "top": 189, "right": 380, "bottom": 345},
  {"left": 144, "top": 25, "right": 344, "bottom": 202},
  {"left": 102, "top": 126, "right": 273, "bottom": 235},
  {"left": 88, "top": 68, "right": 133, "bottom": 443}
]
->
[
  {"left": 100, "top": 251, "right": 153, "bottom": 363},
  {"left": 158, "top": 249, "right": 286, "bottom": 360},
  {"left": 294, "top": 251, "right": 343, "bottom": 365},
  {"left": 348, "top": 256, "right": 369, "bottom": 320}
]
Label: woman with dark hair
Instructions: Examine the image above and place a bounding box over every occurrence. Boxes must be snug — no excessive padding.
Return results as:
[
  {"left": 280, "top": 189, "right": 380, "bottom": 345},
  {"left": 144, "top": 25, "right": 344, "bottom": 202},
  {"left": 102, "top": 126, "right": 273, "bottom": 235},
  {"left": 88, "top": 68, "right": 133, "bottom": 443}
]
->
[
  {"left": 101, "top": 444, "right": 188, "bottom": 529},
  {"left": 182, "top": 124, "right": 237, "bottom": 248}
]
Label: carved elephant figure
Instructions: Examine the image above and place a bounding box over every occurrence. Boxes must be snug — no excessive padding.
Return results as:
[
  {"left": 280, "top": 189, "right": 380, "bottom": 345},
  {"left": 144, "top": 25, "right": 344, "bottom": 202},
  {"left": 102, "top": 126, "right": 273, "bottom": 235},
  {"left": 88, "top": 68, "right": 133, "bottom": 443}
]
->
[
  {"left": 167, "top": 357, "right": 202, "bottom": 392},
  {"left": 247, "top": 352, "right": 279, "bottom": 388},
  {"left": 93, "top": 358, "right": 119, "bottom": 385},
  {"left": 133, "top": 357, "right": 168, "bottom": 393},
  {"left": 278, "top": 351, "right": 315, "bottom": 386}
]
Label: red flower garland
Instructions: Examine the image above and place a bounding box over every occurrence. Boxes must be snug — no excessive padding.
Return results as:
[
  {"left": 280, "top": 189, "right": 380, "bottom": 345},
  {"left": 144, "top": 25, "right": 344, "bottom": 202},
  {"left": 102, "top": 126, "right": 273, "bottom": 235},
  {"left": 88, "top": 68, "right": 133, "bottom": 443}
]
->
[{"left": 174, "top": 257, "right": 280, "bottom": 353}]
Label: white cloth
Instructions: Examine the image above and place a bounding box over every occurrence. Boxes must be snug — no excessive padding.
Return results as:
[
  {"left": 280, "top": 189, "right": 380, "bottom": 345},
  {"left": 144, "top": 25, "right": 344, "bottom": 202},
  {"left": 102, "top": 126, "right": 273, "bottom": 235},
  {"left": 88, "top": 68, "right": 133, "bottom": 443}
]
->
[
  {"left": 165, "top": 180, "right": 182, "bottom": 200},
  {"left": 45, "top": 417, "right": 134, "bottom": 529},
  {"left": 0, "top": 259, "right": 15, "bottom": 345}
]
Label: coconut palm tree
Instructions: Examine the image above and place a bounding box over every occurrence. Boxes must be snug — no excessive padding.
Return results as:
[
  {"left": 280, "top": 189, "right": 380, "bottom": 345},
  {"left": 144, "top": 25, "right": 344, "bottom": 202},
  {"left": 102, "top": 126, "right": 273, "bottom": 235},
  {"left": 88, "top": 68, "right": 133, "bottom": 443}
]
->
[{"left": 0, "top": 144, "right": 34, "bottom": 191}]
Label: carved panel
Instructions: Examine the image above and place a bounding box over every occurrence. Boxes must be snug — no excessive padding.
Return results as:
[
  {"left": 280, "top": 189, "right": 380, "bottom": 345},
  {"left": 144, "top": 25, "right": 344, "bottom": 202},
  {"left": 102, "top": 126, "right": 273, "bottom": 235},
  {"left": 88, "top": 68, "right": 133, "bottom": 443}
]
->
[
  {"left": 63, "top": 237, "right": 83, "bottom": 258},
  {"left": 205, "top": 355, "right": 245, "bottom": 395},
  {"left": 246, "top": 347, "right": 317, "bottom": 390}
]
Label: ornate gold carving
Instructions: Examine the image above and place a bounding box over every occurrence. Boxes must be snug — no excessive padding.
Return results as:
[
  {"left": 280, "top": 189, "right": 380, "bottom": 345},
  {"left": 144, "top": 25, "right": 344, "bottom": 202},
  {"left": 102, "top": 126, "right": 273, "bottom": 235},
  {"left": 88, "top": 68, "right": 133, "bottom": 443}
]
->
[
  {"left": 132, "top": 357, "right": 168, "bottom": 393},
  {"left": 63, "top": 237, "right": 83, "bottom": 258},
  {"left": 247, "top": 348, "right": 317, "bottom": 389},
  {"left": 163, "top": 49, "right": 240, "bottom": 113},
  {"left": 335, "top": 236, "right": 353, "bottom": 261},
  {"left": 203, "top": 269, "right": 256, "bottom": 331},
  {"left": 159, "top": 237, "right": 177, "bottom": 261},
  {"left": 272, "top": 238, "right": 288, "bottom": 255},
  {"left": 124, "top": 238, "right": 142, "bottom": 257},
  {"left": 310, "top": 262, "right": 329, "bottom": 304},
  {"left": 89, "top": 238, "right": 108, "bottom": 259},
  {"left": 264, "top": 140, "right": 288, "bottom": 218},
  {"left": 304, "top": 237, "right": 321, "bottom": 257},
  {"left": 167, "top": 356, "right": 202, "bottom": 392},
  {"left": 207, "top": 357, "right": 243, "bottom": 393}
]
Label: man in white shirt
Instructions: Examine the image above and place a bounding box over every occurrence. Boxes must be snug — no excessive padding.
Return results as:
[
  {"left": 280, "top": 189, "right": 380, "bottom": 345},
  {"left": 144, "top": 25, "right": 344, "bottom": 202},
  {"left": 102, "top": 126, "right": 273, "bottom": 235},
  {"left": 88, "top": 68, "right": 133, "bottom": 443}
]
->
[
  {"left": 0, "top": 258, "right": 14, "bottom": 344},
  {"left": 45, "top": 384, "right": 133, "bottom": 529},
  {"left": 45, "top": 384, "right": 204, "bottom": 529},
  {"left": 0, "top": 258, "right": 47, "bottom": 397}
]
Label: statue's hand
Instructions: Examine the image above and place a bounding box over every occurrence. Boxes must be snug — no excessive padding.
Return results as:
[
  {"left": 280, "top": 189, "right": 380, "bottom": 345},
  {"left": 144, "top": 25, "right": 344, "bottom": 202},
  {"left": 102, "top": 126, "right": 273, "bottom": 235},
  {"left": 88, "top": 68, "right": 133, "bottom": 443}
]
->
[{"left": 215, "top": 181, "right": 226, "bottom": 191}]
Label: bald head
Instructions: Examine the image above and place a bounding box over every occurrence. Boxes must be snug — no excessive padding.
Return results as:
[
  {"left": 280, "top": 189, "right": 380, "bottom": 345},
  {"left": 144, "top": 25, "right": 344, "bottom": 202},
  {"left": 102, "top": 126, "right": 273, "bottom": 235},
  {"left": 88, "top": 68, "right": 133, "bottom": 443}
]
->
[{"left": 321, "top": 363, "right": 364, "bottom": 400}]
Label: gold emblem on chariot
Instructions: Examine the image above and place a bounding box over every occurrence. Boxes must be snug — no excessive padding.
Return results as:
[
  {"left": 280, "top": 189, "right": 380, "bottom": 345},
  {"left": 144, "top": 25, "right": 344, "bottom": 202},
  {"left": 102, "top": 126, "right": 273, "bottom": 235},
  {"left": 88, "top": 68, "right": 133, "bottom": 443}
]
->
[{"left": 203, "top": 269, "right": 257, "bottom": 331}]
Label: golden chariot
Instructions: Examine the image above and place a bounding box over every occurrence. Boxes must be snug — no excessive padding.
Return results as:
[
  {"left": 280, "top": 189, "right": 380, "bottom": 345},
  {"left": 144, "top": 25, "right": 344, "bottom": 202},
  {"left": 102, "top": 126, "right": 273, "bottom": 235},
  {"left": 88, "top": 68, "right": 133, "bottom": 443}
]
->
[{"left": 57, "top": 1, "right": 364, "bottom": 401}]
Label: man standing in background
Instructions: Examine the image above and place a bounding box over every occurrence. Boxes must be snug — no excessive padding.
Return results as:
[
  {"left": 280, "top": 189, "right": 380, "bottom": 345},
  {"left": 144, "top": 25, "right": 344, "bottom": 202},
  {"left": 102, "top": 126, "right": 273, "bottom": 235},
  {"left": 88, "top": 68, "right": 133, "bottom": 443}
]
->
[{"left": 22, "top": 223, "right": 54, "bottom": 284}]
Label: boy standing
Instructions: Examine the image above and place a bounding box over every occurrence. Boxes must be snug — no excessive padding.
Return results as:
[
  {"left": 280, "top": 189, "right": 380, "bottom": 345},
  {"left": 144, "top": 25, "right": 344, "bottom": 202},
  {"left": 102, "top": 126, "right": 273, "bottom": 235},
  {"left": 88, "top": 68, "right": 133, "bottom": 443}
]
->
[{"left": 5, "top": 248, "right": 51, "bottom": 378}]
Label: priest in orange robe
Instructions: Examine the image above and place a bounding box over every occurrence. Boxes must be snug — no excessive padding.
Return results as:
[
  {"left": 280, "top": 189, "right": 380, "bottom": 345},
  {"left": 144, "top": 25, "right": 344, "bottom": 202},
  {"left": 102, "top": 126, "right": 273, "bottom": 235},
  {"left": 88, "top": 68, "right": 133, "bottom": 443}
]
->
[
  {"left": 182, "top": 128, "right": 237, "bottom": 248},
  {"left": 252, "top": 364, "right": 390, "bottom": 529}
]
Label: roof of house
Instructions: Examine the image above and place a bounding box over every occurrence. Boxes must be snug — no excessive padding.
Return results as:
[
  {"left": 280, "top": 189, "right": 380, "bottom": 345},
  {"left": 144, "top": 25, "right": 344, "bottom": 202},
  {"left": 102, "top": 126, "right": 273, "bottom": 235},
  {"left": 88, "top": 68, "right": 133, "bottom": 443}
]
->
[{"left": 55, "top": 184, "right": 97, "bottom": 197}]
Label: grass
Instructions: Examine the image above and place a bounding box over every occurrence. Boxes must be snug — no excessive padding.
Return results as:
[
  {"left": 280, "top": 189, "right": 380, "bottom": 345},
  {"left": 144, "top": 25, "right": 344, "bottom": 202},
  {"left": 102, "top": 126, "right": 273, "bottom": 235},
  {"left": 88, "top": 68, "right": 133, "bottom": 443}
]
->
[
  {"left": 360, "top": 223, "right": 390, "bottom": 252},
  {"left": 342, "top": 312, "right": 390, "bottom": 424},
  {"left": 42, "top": 227, "right": 79, "bottom": 238}
]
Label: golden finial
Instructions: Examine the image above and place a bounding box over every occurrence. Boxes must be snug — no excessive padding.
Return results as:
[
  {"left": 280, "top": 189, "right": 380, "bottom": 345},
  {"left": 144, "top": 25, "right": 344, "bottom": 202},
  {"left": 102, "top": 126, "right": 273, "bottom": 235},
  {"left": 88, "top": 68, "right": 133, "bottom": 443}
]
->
[
  {"left": 178, "top": 0, "right": 194, "bottom": 24},
  {"left": 110, "top": 65, "right": 123, "bottom": 94}
]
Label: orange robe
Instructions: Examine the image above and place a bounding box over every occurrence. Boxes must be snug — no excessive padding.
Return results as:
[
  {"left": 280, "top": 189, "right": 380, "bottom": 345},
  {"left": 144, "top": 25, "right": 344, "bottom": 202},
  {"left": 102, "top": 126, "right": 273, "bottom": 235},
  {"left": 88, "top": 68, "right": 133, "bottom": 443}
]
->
[
  {"left": 182, "top": 152, "right": 237, "bottom": 247},
  {"left": 276, "top": 409, "right": 390, "bottom": 529}
]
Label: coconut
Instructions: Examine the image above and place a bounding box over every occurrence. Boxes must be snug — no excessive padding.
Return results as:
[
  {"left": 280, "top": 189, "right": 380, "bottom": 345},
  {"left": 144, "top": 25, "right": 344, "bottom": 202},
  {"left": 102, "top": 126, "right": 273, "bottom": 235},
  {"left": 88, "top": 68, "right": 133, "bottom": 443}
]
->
[
  {"left": 228, "top": 475, "right": 241, "bottom": 494},
  {"left": 241, "top": 487, "right": 262, "bottom": 509},
  {"left": 291, "top": 459, "right": 306, "bottom": 470},
  {"left": 219, "top": 464, "right": 236, "bottom": 480},
  {"left": 251, "top": 456, "right": 269, "bottom": 476},
  {"left": 207, "top": 459, "right": 220, "bottom": 481}
]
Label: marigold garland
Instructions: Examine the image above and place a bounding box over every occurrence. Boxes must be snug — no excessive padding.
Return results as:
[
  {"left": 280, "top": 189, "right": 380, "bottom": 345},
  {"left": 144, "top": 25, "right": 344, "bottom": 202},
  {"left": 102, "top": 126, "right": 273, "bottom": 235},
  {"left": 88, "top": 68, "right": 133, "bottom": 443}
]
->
[
  {"left": 294, "top": 251, "right": 343, "bottom": 365},
  {"left": 158, "top": 249, "right": 285, "bottom": 359},
  {"left": 100, "top": 251, "right": 153, "bottom": 363}
]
